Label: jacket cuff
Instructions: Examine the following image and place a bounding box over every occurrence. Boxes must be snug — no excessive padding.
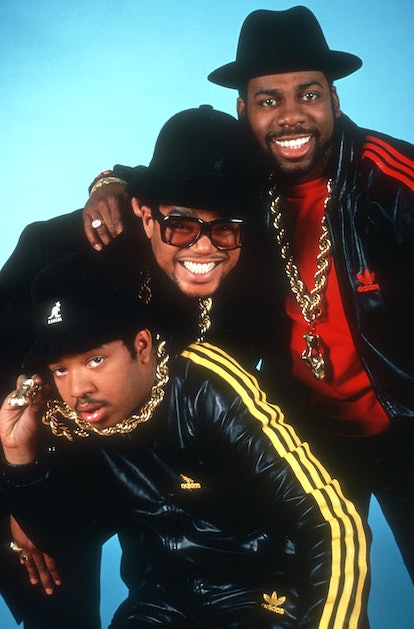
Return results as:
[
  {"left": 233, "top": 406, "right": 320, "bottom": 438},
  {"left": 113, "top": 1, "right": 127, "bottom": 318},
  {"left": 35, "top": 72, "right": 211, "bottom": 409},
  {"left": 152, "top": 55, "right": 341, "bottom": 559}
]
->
[{"left": 2, "top": 458, "right": 46, "bottom": 485}]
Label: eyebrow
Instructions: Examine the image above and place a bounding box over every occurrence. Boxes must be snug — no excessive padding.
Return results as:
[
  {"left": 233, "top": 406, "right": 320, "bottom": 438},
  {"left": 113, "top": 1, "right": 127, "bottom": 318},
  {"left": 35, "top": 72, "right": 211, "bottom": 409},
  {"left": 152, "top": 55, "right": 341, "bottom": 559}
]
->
[
  {"left": 253, "top": 80, "right": 325, "bottom": 98},
  {"left": 167, "top": 207, "right": 192, "bottom": 216},
  {"left": 49, "top": 345, "right": 107, "bottom": 365}
]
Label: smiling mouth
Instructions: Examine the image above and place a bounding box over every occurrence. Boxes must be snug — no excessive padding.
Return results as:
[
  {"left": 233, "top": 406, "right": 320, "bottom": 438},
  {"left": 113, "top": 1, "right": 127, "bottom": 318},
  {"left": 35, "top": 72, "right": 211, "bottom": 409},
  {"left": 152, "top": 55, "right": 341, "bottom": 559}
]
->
[
  {"left": 182, "top": 261, "right": 217, "bottom": 275},
  {"left": 272, "top": 135, "right": 311, "bottom": 149}
]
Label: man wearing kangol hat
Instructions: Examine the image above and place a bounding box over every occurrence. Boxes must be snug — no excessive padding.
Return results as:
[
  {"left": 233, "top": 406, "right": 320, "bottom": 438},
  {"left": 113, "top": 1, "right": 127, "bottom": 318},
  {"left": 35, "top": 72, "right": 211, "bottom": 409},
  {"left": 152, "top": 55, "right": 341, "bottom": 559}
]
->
[
  {"left": 1, "top": 251, "right": 369, "bottom": 628},
  {"left": 80, "top": 5, "right": 414, "bottom": 586},
  {"left": 0, "top": 106, "right": 260, "bottom": 628}
]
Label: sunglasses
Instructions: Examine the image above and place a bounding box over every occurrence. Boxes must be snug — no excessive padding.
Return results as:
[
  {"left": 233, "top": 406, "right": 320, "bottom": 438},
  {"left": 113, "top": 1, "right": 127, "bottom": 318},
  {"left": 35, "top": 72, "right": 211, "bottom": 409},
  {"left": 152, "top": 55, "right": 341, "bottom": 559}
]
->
[{"left": 151, "top": 207, "right": 244, "bottom": 250}]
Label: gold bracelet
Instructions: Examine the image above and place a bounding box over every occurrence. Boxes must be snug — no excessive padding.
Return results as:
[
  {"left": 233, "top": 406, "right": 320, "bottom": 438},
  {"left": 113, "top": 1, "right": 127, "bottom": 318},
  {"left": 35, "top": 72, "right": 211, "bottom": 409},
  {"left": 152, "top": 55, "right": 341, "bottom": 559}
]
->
[{"left": 89, "top": 176, "right": 127, "bottom": 197}]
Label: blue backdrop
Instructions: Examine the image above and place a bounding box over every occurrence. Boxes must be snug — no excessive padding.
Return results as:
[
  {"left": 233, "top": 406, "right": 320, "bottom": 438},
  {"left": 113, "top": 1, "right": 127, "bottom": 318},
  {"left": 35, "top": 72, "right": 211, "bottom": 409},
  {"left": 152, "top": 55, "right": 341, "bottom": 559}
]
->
[{"left": 1, "top": 1, "right": 413, "bottom": 627}]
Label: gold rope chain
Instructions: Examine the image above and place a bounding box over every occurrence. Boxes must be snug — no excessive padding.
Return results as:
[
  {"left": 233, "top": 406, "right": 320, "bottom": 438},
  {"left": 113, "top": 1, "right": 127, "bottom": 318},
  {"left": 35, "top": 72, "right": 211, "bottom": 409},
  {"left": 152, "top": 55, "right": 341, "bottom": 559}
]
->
[
  {"left": 197, "top": 297, "right": 213, "bottom": 342},
  {"left": 268, "top": 178, "right": 333, "bottom": 380},
  {"left": 42, "top": 338, "right": 170, "bottom": 440}
]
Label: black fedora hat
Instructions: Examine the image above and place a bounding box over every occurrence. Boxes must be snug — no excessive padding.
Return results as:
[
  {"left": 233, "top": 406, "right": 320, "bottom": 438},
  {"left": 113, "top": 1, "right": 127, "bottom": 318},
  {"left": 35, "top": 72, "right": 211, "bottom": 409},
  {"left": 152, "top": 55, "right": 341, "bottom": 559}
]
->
[
  {"left": 126, "top": 105, "right": 255, "bottom": 216},
  {"left": 23, "top": 252, "right": 155, "bottom": 369},
  {"left": 208, "top": 6, "right": 362, "bottom": 89}
]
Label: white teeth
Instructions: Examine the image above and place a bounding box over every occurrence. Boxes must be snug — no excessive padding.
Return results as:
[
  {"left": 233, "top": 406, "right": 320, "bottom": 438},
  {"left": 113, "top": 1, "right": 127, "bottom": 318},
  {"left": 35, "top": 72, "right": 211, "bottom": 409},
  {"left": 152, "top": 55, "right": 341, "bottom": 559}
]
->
[
  {"left": 274, "top": 136, "right": 311, "bottom": 149},
  {"left": 183, "top": 261, "right": 216, "bottom": 274}
]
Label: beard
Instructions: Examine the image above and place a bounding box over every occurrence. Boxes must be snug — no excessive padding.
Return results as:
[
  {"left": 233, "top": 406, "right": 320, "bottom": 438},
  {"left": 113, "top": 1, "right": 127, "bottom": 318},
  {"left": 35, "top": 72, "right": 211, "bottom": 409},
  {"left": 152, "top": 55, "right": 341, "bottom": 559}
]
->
[{"left": 265, "top": 129, "right": 334, "bottom": 184}]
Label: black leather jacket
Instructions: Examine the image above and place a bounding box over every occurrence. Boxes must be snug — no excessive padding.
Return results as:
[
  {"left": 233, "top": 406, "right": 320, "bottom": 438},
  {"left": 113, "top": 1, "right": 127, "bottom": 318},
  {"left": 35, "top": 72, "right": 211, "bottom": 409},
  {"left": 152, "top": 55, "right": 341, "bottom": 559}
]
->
[
  {"left": 325, "top": 115, "right": 414, "bottom": 423},
  {"left": 3, "top": 343, "right": 369, "bottom": 628},
  {"left": 260, "top": 115, "right": 414, "bottom": 430}
]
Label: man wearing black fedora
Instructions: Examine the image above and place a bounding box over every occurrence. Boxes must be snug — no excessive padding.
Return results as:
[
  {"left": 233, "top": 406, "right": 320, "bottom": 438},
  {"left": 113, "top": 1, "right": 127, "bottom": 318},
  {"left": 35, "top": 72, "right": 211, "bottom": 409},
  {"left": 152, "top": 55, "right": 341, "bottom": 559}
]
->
[
  {"left": 0, "top": 250, "right": 369, "bottom": 628},
  {"left": 80, "top": 5, "right": 414, "bottom": 585},
  {"left": 208, "top": 5, "right": 414, "bottom": 585}
]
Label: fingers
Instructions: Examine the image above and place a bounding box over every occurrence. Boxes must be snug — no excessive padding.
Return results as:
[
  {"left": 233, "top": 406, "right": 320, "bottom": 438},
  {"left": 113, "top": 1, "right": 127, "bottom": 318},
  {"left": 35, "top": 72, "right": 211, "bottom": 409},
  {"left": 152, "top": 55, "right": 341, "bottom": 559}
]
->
[
  {"left": 10, "top": 519, "right": 63, "bottom": 595},
  {"left": 20, "top": 549, "right": 62, "bottom": 595},
  {"left": 83, "top": 183, "right": 129, "bottom": 251}
]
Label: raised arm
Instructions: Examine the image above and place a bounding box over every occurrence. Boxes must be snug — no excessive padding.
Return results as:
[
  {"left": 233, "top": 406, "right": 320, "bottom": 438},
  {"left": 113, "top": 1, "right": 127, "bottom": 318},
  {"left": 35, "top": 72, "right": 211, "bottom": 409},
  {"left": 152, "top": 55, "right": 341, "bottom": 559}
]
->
[
  {"left": 83, "top": 165, "right": 138, "bottom": 250},
  {"left": 0, "top": 376, "right": 62, "bottom": 594}
]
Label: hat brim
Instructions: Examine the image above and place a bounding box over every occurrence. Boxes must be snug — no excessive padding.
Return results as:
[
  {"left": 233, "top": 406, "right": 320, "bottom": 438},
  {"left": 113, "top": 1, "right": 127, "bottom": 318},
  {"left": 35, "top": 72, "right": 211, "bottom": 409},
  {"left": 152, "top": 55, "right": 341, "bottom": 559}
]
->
[
  {"left": 208, "top": 51, "right": 362, "bottom": 89},
  {"left": 23, "top": 311, "right": 153, "bottom": 371},
  {"left": 126, "top": 167, "right": 251, "bottom": 216}
]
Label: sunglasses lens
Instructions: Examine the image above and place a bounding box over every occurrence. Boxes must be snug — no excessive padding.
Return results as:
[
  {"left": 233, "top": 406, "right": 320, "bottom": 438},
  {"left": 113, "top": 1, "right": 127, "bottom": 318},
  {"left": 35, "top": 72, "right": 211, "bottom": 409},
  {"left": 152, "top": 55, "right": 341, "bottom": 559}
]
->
[
  {"left": 165, "top": 218, "right": 200, "bottom": 246},
  {"left": 211, "top": 222, "right": 242, "bottom": 249}
]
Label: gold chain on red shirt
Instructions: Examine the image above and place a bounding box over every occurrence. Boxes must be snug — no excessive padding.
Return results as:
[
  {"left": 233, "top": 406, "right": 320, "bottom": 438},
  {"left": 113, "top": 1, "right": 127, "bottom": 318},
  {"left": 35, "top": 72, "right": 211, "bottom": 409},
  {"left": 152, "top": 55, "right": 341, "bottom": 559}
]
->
[{"left": 268, "top": 178, "right": 333, "bottom": 380}]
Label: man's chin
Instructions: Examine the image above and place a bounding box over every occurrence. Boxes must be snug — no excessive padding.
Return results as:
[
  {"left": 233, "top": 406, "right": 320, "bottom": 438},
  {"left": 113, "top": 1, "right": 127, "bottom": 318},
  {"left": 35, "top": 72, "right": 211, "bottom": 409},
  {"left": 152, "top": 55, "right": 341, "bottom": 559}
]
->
[
  {"left": 174, "top": 276, "right": 219, "bottom": 299},
  {"left": 270, "top": 157, "right": 315, "bottom": 182}
]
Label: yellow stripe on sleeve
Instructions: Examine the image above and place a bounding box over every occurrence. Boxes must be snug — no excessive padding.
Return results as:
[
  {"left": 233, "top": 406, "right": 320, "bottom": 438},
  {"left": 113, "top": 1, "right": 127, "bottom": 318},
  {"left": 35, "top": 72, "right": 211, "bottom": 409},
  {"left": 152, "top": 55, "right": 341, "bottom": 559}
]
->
[{"left": 181, "top": 342, "right": 368, "bottom": 629}]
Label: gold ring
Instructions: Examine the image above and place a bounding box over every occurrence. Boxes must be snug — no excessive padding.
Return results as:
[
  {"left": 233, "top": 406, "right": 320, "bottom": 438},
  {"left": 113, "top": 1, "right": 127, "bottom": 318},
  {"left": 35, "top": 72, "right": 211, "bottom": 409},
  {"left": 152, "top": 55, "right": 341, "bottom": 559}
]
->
[
  {"left": 8, "top": 379, "right": 43, "bottom": 407},
  {"left": 91, "top": 218, "right": 104, "bottom": 229},
  {"left": 10, "top": 541, "right": 23, "bottom": 553}
]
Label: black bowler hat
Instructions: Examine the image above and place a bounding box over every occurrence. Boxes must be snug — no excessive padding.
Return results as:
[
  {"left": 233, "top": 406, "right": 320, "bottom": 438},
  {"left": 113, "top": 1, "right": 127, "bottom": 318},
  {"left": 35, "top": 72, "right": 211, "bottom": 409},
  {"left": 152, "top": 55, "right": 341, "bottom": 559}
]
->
[
  {"left": 126, "top": 105, "right": 255, "bottom": 216},
  {"left": 23, "top": 252, "right": 154, "bottom": 369},
  {"left": 208, "top": 6, "right": 362, "bottom": 89}
]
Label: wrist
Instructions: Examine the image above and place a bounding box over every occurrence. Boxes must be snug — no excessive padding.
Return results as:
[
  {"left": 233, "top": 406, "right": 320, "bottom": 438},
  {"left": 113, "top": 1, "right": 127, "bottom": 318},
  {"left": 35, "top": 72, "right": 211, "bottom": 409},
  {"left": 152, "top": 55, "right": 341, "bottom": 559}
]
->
[
  {"left": 89, "top": 175, "right": 127, "bottom": 197},
  {"left": 3, "top": 457, "right": 45, "bottom": 484},
  {"left": 3, "top": 447, "right": 38, "bottom": 466}
]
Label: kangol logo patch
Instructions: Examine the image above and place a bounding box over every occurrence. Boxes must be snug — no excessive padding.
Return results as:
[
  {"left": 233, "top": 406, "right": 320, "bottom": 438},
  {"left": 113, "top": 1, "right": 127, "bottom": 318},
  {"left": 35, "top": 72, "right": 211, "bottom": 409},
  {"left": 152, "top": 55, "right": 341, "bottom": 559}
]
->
[{"left": 47, "top": 301, "right": 62, "bottom": 324}]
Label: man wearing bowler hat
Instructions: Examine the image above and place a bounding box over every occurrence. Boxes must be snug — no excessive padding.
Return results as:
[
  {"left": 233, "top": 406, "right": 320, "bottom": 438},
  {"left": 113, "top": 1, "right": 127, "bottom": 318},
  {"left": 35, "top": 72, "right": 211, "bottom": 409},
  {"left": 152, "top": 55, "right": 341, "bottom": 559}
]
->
[
  {"left": 81, "top": 6, "right": 414, "bottom": 583},
  {"left": 1, "top": 250, "right": 369, "bottom": 628}
]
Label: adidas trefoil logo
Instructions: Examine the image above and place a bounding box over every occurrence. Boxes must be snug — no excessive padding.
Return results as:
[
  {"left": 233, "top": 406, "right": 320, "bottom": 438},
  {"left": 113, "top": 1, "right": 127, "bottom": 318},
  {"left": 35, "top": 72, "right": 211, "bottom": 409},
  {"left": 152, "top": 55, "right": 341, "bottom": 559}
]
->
[
  {"left": 180, "top": 474, "right": 201, "bottom": 490},
  {"left": 47, "top": 301, "right": 62, "bottom": 324},
  {"left": 356, "top": 269, "right": 380, "bottom": 293},
  {"left": 261, "top": 591, "right": 286, "bottom": 615}
]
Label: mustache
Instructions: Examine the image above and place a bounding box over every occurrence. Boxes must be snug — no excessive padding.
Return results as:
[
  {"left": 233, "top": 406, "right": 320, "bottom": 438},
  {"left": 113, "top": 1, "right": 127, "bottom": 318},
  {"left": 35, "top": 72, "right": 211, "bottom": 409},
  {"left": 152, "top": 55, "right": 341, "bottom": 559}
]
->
[
  {"left": 74, "top": 397, "right": 107, "bottom": 410},
  {"left": 267, "top": 127, "right": 318, "bottom": 141}
]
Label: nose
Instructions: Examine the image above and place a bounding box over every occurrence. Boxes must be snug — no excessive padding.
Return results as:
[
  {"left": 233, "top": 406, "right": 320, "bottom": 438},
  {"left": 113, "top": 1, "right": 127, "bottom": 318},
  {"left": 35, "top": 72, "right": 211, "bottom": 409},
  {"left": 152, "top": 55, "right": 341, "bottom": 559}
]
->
[
  {"left": 190, "top": 232, "right": 218, "bottom": 252},
  {"left": 68, "top": 369, "right": 95, "bottom": 400},
  {"left": 275, "top": 97, "right": 305, "bottom": 129}
]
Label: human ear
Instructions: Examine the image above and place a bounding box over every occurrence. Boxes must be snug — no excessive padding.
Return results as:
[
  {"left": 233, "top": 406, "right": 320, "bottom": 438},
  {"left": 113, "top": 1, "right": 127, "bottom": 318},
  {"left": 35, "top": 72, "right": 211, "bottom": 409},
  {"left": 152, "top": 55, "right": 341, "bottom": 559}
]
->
[
  {"left": 331, "top": 87, "right": 341, "bottom": 118},
  {"left": 134, "top": 329, "right": 153, "bottom": 364},
  {"left": 236, "top": 97, "right": 247, "bottom": 120},
  {"left": 131, "top": 197, "right": 145, "bottom": 218},
  {"left": 139, "top": 205, "right": 155, "bottom": 239}
]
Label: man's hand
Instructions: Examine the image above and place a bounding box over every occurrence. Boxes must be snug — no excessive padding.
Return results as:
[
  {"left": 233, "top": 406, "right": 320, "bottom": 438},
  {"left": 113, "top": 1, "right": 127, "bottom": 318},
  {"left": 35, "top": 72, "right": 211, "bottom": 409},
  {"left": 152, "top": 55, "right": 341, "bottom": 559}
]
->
[
  {"left": 83, "top": 182, "right": 130, "bottom": 251},
  {"left": 0, "top": 374, "right": 45, "bottom": 464},
  {"left": 10, "top": 516, "right": 62, "bottom": 595}
]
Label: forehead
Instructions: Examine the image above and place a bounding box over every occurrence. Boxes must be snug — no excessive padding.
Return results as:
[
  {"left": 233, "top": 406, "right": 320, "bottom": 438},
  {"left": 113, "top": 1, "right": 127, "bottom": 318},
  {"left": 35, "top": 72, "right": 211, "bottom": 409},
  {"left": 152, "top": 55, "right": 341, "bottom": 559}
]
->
[
  {"left": 159, "top": 204, "right": 225, "bottom": 221},
  {"left": 48, "top": 340, "right": 125, "bottom": 366},
  {"left": 247, "top": 70, "right": 330, "bottom": 95}
]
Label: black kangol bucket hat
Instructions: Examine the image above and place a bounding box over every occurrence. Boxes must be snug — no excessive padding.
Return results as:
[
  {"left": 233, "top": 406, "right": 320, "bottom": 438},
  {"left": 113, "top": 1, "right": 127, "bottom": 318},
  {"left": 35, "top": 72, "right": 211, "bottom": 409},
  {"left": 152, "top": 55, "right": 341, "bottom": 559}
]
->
[
  {"left": 208, "top": 6, "right": 362, "bottom": 89},
  {"left": 126, "top": 105, "right": 255, "bottom": 216},
  {"left": 23, "top": 252, "right": 154, "bottom": 369}
]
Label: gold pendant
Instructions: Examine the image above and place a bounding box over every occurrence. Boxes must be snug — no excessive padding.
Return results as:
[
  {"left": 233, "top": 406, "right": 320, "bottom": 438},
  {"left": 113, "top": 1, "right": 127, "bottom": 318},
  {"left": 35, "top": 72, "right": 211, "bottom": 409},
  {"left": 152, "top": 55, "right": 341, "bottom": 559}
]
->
[{"left": 302, "top": 333, "right": 326, "bottom": 380}]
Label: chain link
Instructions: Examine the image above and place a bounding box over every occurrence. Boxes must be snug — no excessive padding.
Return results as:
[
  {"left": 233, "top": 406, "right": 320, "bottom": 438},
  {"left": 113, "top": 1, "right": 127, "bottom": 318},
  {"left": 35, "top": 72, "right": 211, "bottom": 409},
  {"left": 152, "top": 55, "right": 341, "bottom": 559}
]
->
[
  {"left": 268, "top": 179, "right": 333, "bottom": 327},
  {"left": 197, "top": 297, "right": 213, "bottom": 341}
]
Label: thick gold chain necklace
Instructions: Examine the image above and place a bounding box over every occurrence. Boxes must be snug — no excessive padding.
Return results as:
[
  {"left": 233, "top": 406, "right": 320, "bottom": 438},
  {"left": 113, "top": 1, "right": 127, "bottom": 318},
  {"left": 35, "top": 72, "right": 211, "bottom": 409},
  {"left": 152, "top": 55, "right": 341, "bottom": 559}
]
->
[
  {"left": 197, "top": 297, "right": 212, "bottom": 341},
  {"left": 42, "top": 338, "right": 170, "bottom": 440},
  {"left": 268, "top": 178, "right": 333, "bottom": 380}
]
